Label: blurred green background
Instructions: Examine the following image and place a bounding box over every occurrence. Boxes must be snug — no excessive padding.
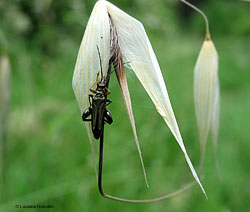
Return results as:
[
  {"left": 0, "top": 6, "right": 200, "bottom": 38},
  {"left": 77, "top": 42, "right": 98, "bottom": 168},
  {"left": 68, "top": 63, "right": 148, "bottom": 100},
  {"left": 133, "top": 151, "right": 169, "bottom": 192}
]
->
[{"left": 0, "top": 0, "right": 249, "bottom": 211}]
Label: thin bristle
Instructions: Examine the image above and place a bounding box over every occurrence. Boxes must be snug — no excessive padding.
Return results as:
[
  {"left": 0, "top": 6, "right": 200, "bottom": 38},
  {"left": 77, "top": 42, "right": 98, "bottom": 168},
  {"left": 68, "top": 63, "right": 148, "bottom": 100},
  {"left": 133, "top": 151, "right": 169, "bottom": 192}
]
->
[{"left": 180, "top": 0, "right": 211, "bottom": 40}]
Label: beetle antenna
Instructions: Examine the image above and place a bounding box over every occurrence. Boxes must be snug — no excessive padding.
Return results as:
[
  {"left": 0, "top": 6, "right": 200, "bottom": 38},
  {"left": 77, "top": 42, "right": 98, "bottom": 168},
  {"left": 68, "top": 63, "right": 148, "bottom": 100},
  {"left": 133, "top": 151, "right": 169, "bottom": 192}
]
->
[{"left": 96, "top": 45, "right": 103, "bottom": 79}]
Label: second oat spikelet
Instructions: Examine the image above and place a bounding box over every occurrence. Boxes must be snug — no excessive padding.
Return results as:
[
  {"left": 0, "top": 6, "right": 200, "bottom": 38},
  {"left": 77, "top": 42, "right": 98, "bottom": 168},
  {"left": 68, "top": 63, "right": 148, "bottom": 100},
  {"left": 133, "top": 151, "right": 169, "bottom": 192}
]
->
[{"left": 181, "top": 0, "right": 220, "bottom": 177}]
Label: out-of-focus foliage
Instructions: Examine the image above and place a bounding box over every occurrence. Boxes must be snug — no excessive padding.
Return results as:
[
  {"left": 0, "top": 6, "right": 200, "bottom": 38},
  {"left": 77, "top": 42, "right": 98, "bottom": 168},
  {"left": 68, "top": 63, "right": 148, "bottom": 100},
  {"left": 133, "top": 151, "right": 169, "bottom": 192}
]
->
[
  {"left": 0, "top": 0, "right": 250, "bottom": 211},
  {"left": 176, "top": 0, "right": 250, "bottom": 37}
]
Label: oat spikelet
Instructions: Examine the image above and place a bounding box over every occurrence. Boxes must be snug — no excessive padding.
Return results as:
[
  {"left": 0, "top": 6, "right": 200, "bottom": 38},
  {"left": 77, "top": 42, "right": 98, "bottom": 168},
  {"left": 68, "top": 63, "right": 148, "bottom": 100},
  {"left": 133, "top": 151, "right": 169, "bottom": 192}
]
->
[
  {"left": 181, "top": 0, "right": 220, "bottom": 175},
  {"left": 73, "top": 0, "right": 207, "bottom": 197}
]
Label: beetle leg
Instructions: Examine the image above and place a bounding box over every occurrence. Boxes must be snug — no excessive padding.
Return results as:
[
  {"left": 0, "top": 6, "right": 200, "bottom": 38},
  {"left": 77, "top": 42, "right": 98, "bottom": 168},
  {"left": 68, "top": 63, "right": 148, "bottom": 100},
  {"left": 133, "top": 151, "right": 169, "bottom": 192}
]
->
[
  {"left": 90, "top": 89, "right": 96, "bottom": 94},
  {"left": 89, "top": 72, "right": 100, "bottom": 93},
  {"left": 105, "top": 87, "right": 111, "bottom": 96},
  {"left": 104, "top": 109, "right": 113, "bottom": 125},
  {"left": 89, "top": 94, "right": 93, "bottom": 107},
  {"left": 82, "top": 108, "right": 92, "bottom": 122},
  {"left": 105, "top": 99, "right": 112, "bottom": 106}
]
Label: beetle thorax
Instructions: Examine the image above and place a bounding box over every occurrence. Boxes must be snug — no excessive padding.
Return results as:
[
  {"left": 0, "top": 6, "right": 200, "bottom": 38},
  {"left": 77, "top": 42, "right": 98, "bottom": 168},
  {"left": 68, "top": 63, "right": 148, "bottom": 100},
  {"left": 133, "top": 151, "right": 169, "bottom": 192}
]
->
[{"left": 93, "top": 91, "right": 105, "bottom": 101}]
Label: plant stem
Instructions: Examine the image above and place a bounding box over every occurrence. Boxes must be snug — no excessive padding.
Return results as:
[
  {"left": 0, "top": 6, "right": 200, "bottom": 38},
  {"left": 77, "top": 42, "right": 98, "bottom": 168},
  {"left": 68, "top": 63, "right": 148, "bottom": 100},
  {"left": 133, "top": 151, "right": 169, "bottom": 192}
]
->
[
  {"left": 180, "top": 0, "right": 211, "bottom": 40},
  {"left": 0, "top": 54, "right": 11, "bottom": 202}
]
